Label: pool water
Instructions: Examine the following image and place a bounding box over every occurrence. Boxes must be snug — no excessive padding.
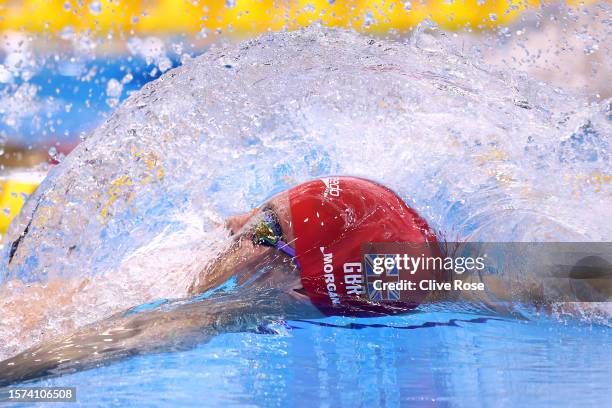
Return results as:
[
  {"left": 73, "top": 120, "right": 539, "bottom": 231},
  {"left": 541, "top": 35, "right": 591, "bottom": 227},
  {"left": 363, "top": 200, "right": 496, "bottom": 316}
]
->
[{"left": 22, "top": 312, "right": 611, "bottom": 407}]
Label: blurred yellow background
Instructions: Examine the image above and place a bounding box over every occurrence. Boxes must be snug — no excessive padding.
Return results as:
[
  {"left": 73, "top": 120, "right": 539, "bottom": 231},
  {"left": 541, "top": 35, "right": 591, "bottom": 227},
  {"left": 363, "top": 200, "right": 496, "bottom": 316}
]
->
[
  {"left": 0, "top": 0, "right": 593, "bottom": 36},
  {"left": 0, "top": 171, "right": 44, "bottom": 233}
]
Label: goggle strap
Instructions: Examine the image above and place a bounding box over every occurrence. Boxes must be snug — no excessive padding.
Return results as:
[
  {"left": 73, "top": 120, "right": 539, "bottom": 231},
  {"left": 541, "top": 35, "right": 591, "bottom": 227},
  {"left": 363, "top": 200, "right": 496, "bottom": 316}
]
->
[{"left": 274, "top": 240, "right": 296, "bottom": 258}]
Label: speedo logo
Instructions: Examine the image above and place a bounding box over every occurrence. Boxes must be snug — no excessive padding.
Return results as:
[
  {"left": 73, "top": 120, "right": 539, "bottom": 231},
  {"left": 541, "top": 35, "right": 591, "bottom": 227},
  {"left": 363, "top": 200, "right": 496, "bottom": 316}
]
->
[
  {"left": 321, "top": 177, "right": 341, "bottom": 199},
  {"left": 320, "top": 247, "right": 341, "bottom": 305}
]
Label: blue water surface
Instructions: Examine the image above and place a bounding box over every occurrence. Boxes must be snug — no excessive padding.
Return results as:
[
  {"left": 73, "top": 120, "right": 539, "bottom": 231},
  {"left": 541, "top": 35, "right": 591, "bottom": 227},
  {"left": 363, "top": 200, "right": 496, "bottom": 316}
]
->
[{"left": 12, "top": 312, "right": 611, "bottom": 408}]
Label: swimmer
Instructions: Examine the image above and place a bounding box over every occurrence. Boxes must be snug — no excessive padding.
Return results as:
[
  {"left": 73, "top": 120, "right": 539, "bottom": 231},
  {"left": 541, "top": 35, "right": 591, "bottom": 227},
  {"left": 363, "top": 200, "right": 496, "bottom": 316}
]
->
[
  {"left": 188, "top": 176, "right": 443, "bottom": 316},
  {"left": 1, "top": 176, "right": 610, "bottom": 385}
]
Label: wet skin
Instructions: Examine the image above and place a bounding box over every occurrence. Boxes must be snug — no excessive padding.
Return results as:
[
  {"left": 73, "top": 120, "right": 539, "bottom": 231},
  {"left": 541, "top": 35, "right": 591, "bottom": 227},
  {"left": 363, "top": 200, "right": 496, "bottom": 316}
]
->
[{"left": 188, "top": 190, "right": 308, "bottom": 300}]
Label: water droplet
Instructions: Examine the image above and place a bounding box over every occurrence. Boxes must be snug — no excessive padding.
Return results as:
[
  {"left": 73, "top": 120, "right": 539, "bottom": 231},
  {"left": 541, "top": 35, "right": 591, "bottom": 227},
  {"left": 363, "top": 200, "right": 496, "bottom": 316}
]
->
[
  {"left": 158, "top": 57, "right": 172, "bottom": 73},
  {"left": 180, "top": 54, "right": 192, "bottom": 65},
  {"left": 225, "top": 0, "right": 236, "bottom": 8},
  {"left": 489, "top": 13, "right": 497, "bottom": 22},
  {"left": 363, "top": 11, "right": 374, "bottom": 28},
  {"left": 197, "top": 28, "right": 210, "bottom": 39},
  {"left": 121, "top": 73, "right": 133, "bottom": 84},
  {"left": 2, "top": 208, "right": 10, "bottom": 216},
  {"left": 106, "top": 78, "right": 123, "bottom": 98},
  {"left": 583, "top": 44, "right": 599, "bottom": 55},
  {"left": 48, "top": 146, "right": 58, "bottom": 159},
  {"left": 106, "top": 98, "right": 119, "bottom": 108},
  {"left": 404, "top": 1, "right": 411, "bottom": 11},
  {"left": 89, "top": 1, "right": 102, "bottom": 15}
]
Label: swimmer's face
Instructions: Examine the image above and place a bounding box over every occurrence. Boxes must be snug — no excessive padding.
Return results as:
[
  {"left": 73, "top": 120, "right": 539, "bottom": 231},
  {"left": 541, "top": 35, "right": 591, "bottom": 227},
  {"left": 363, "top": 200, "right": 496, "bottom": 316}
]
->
[
  {"left": 189, "top": 191, "right": 301, "bottom": 295},
  {"left": 226, "top": 191, "right": 296, "bottom": 246}
]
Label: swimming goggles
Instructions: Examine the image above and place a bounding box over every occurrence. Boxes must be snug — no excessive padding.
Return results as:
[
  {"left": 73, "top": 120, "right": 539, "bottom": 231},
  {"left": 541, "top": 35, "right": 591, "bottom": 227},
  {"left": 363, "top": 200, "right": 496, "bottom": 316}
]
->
[{"left": 252, "top": 209, "right": 297, "bottom": 259}]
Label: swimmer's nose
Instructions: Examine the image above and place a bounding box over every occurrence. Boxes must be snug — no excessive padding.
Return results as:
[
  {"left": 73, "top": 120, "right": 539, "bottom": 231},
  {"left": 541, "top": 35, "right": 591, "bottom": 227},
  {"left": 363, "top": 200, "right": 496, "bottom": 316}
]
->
[{"left": 226, "top": 208, "right": 258, "bottom": 235}]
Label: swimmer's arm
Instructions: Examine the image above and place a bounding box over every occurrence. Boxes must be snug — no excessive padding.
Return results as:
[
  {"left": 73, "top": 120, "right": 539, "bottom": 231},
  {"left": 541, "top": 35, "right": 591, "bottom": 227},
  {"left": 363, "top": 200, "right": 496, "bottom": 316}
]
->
[
  {"left": 0, "top": 279, "right": 88, "bottom": 359},
  {"left": 0, "top": 289, "right": 309, "bottom": 386},
  {"left": 451, "top": 253, "right": 612, "bottom": 314}
]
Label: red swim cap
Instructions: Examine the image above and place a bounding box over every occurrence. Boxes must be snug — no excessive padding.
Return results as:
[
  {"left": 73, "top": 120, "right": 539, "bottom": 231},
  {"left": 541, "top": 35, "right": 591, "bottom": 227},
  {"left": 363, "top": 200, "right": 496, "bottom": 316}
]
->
[{"left": 289, "top": 177, "right": 439, "bottom": 317}]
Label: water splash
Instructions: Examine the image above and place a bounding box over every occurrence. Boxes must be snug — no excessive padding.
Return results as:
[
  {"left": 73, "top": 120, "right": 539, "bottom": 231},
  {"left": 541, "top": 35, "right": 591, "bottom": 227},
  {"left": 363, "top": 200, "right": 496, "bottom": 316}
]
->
[
  {"left": 0, "top": 26, "right": 610, "bottom": 358},
  {"left": 4, "top": 24, "right": 611, "bottom": 282}
]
